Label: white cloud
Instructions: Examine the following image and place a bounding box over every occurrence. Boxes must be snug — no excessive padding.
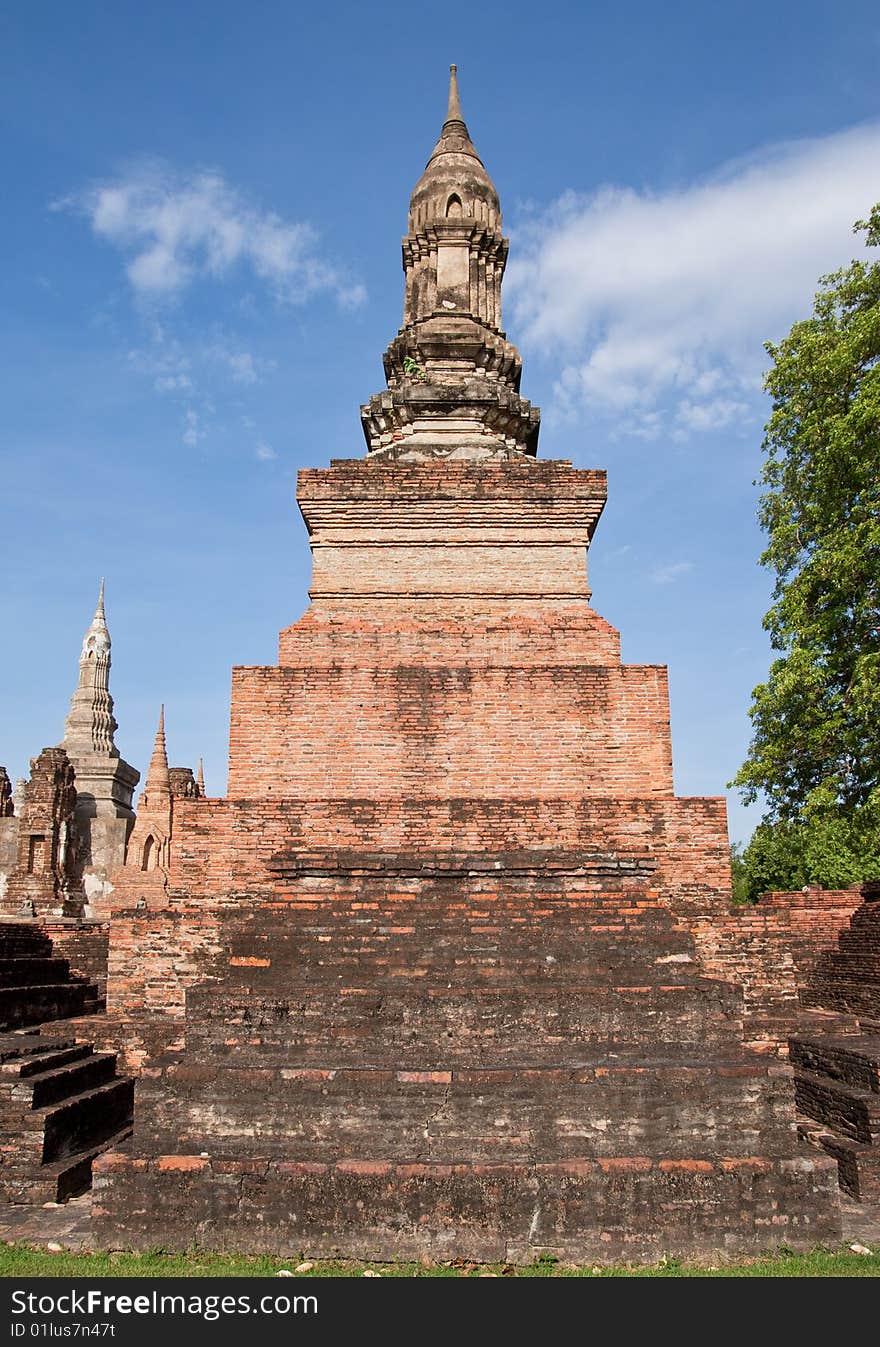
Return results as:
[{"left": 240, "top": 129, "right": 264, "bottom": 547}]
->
[
  {"left": 674, "top": 396, "right": 750, "bottom": 433},
  {"left": 225, "top": 351, "right": 258, "bottom": 385},
  {"left": 255, "top": 441, "right": 277, "bottom": 461},
  {"left": 128, "top": 329, "right": 276, "bottom": 411},
  {"left": 64, "top": 164, "right": 366, "bottom": 308},
  {"left": 128, "top": 327, "right": 192, "bottom": 393},
  {"left": 650, "top": 561, "right": 694, "bottom": 586},
  {"left": 182, "top": 409, "right": 205, "bottom": 448},
  {"left": 507, "top": 122, "right": 880, "bottom": 434},
  {"left": 154, "top": 373, "right": 192, "bottom": 393},
  {"left": 205, "top": 344, "right": 278, "bottom": 387}
]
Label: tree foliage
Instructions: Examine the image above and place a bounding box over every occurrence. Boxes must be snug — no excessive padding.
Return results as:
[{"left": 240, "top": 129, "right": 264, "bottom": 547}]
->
[
  {"left": 732, "top": 812, "right": 880, "bottom": 903},
  {"left": 734, "top": 204, "right": 880, "bottom": 892}
]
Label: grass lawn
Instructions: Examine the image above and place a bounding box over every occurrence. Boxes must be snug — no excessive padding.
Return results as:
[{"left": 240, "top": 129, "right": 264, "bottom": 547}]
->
[{"left": 1, "top": 1244, "right": 878, "bottom": 1277}]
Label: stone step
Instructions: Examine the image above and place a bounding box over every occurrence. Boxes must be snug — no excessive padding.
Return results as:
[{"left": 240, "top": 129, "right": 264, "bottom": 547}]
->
[
  {"left": 0, "top": 930, "right": 54, "bottom": 958},
  {"left": 247, "top": 910, "right": 687, "bottom": 930},
  {"left": 269, "top": 921, "right": 691, "bottom": 941},
  {"left": 244, "top": 933, "right": 692, "bottom": 955},
  {"left": 0, "top": 924, "right": 131, "bottom": 1205},
  {"left": 91, "top": 1150, "right": 842, "bottom": 1262},
  {"left": 789, "top": 1034, "right": 880, "bottom": 1094},
  {"left": 252, "top": 917, "right": 692, "bottom": 936},
  {"left": 814, "top": 952, "right": 880, "bottom": 980},
  {"left": 0, "top": 958, "right": 70, "bottom": 987},
  {"left": 1, "top": 1130, "right": 134, "bottom": 1205},
  {"left": 0, "top": 1034, "right": 78, "bottom": 1063},
  {"left": 141, "top": 1057, "right": 797, "bottom": 1162},
  {"left": 0, "top": 983, "right": 97, "bottom": 1032},
  {"left": 798, "top": 1118, "right": 880, "bottom": 1203},
  {"left": 796, "top": 1008, "right": 861, "bottom": 1034},
  {"left": 794, "top": 1068, "right": 880, "bottom": 1145},
  {"left": 11, "top": 1052, "right": 119, "bottom": 1110},
  {"left": 9, "top": 1043, "right": 95, "bottom": 1078},
  {"left": 802, "top": 980, "right": 880, "bottom": 1018},
  {"left": 186, "top": 980, "right": 745, "bottom": 1067},
  {"left": 220, "top": 958, "right": 701, "bottom": 988},
  {"left": 39, "top": 1078, "right": 135, "bottom": 1164},
  {"left": 838, "top": 912, "right": 880, "bottom": 937},
  {"left": 249, "top": 927, "right": 694, "bottom": 945}
]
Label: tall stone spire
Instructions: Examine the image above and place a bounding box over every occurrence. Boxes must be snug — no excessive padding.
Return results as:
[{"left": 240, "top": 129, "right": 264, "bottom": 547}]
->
[
  {"left": 361, "top": 65, "right": 540, "bottom": 460},
  {"left": 60, "top": 582, "right": 139, "bottom": 888},
  {"left": 196, "top": 758, "right": 205, "bottom": 796},
  {"left": 63, "top": 579, "right": 117, "bottom": 756}
]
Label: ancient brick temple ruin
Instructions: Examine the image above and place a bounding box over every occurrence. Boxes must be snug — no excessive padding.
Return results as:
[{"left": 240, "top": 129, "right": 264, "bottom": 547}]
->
[{"left": 3, "top": 68, "right": 880, "bottom": 1259}]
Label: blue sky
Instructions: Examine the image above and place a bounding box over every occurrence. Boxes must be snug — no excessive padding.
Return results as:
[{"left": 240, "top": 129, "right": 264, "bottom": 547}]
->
[{"left": 1, "top": 1, "right": 878, "bottom": 844}]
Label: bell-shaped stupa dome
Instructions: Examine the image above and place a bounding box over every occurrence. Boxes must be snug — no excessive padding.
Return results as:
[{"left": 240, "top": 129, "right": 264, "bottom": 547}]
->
[{"left": 408, "top": 66, "right": 501, "bottom": 233}]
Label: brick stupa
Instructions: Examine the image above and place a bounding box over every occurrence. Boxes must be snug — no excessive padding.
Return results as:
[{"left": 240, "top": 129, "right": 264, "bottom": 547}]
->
[{"left": 95, "top": 69, "right": 840, "bottom": 1259}]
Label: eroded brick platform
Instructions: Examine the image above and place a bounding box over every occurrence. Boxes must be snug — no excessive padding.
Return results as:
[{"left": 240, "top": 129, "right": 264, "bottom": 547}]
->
[{"left": 94, "top": 849, "right": 841, "bottom": 1255}]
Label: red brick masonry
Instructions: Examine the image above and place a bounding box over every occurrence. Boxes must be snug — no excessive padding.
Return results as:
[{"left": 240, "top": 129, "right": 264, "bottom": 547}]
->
[{"left": 92, "top": 457, "right": 845, "bottom": 1257}]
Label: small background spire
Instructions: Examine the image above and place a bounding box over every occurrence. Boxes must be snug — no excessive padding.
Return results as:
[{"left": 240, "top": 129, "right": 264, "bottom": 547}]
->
[{"left": 145, "top": 704, "right": 170, "bottom": 796}]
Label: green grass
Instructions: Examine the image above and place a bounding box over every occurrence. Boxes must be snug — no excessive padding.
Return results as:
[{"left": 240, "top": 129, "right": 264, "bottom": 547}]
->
[{"left": 1, "top": 1245, "right": 878, "bottom": 1277}]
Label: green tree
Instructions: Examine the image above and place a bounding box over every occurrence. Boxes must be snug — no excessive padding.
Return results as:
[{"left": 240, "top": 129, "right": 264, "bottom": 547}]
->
[
  {"left": 728, "top": 842, "right": 751, "bottom": 903},
  {"left": 734, "top": 204, "right": 880, "bottom": 889},
  {"left": 734, "top": 816, "right": 880, "bottom": 903}
]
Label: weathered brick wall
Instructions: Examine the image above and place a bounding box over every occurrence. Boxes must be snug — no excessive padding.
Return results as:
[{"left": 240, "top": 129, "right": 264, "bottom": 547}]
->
[
  {"left": 278, "top": 606, "right": 622, "bottom": 667},
  {"left": 297, "top": 459, "right": 609, "bottom": 605},
  {"left": 157, "top": 795, "right": 729, "bottom": 898},
  {"left": 38, "top": 920, "right": 110, "bottom": 997},
  {"left": 801, "top": 892, "right": 880, "bottom": 1018},
  {"left": 101, "top": 790, "right": 729, "bottom": 1082},
  {"left": 228, "top": 663, "right": 674, "bottom": 799},
  {"left": 104, "top": 904, "right": 230, "bottom": 1071},
  {"left": 759, "top": 888, "right": 866, "bottom": 990},
  {"left": 675, "top": 889, "right": 865, "bottom": 1053},
  {"left": 295, "top": 460, "right": 603, "bottom": 598},
  {"left": 297, "top": 459, "right": 608, "bottom": 502}
]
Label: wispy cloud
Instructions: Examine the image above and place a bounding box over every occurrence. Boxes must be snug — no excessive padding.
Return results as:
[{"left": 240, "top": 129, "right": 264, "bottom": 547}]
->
[
  {"left": 125, "top": 326, "right": 282, "bottom": 447},
  {"left": 129, "top": 329, "right": 274, "bottom": 393},
  {"left": 181, "top": 408, "right": 205, "bottom": 448},
  {"left": 60, "top": 162, "right": 366, "bottom": 309},
  {"left": 220, "top": 350, "right": 259, "bottom": 385},
  {"left": 254, "top": 441, "right": 277, "bottom": 462},
  {"left": 508, "top": 122, "right": 880, "bottom": 436},
  {"left": 650, "top": 561, "right": 693, "bottom": 586}
]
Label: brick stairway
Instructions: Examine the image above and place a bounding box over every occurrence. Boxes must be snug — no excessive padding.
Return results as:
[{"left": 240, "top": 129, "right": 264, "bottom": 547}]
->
[
  {"left": 791, "top": 894, "right": 880, "bottom": 1206},
  {"left": 0, "top": 923, "right": 102, "bottom": 1028},
  {"left": 0, "top": 922, "right": 134, "bottom": 1203},
  {"left": 95, "top": 855, "right": 841, "bottom": 1259}
]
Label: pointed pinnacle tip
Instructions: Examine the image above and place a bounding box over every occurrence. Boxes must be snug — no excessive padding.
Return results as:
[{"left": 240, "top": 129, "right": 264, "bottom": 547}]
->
[{"left": 446, "top": 63, "right": 463, "bottom": 124}]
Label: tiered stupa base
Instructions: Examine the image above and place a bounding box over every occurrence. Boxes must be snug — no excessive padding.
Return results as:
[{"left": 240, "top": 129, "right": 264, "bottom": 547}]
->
[{"left": 94, "top": 848, "right": 840, "bottom": 1258}]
